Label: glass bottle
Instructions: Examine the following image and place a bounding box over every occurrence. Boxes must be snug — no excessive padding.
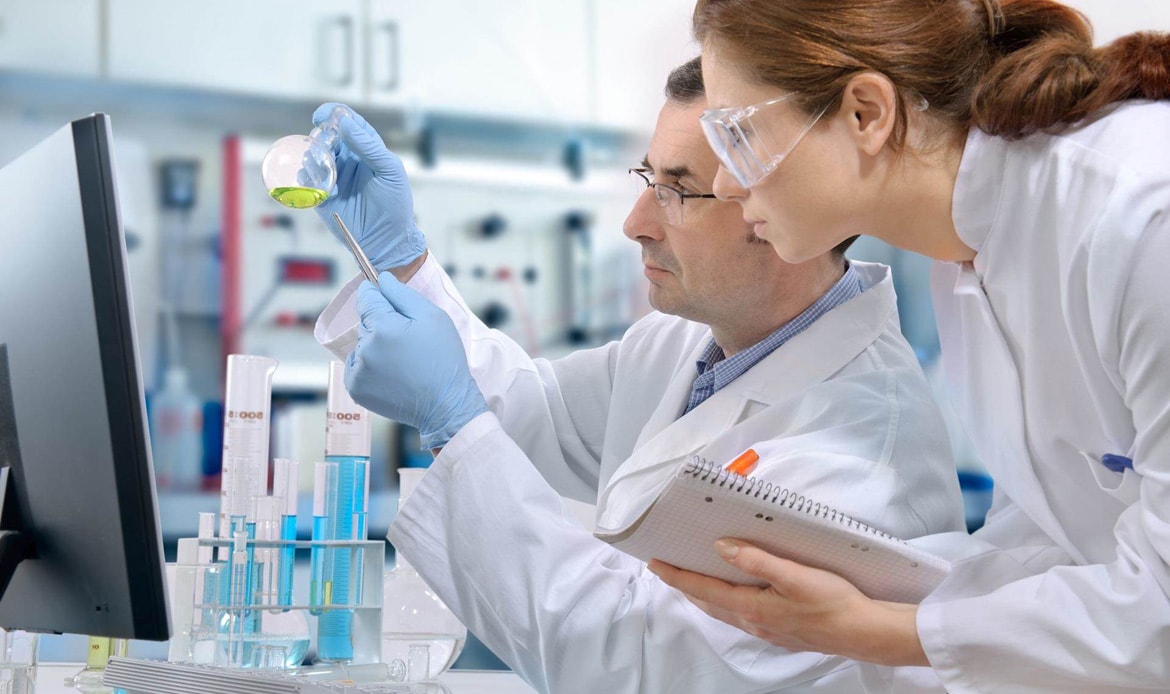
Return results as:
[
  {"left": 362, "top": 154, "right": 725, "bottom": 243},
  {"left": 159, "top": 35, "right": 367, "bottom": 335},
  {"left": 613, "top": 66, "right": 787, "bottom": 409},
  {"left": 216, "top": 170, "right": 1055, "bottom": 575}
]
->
[
  {"left": 261, "top": 104, "right": 351, "bottom": 209},
  {"left": 64, "top": 636, "right": 124, "bottom": 692},
  {"left": 381, "top": 467, "right": 467, "bottom": 682}
]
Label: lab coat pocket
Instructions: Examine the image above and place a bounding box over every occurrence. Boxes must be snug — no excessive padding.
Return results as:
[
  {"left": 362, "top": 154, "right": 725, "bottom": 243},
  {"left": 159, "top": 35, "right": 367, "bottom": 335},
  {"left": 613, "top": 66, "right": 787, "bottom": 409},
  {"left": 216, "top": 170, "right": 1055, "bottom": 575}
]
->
[{"left": 1081, "top": 451, "right": 1141, "bottom": 505}]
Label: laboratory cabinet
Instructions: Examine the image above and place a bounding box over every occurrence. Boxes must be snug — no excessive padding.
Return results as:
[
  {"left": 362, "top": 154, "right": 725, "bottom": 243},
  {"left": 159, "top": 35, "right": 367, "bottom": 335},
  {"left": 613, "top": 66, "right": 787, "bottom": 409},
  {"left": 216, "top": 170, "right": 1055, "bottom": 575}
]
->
[
  {"left": 365, "top": 0, "right": 591, "bottom": 123},
  {"left": 590, "top": 0, "right": 698, "bottom": 134},
  {"left": 107, "top": 0, "right": 368, "bottom": 102},
  {"left": 105, "top": 0, "right": 591, "bottom": 124},
  {"left": 0, "top": 0, "right": 101, "bottom": 78}
]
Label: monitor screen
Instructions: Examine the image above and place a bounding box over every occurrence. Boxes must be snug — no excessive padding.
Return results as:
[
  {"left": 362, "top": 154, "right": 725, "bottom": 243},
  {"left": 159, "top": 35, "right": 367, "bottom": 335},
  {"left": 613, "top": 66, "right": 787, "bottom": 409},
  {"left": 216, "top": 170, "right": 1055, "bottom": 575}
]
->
[{"left": 0, "top": 114, "right": 169, "bottom": 640}]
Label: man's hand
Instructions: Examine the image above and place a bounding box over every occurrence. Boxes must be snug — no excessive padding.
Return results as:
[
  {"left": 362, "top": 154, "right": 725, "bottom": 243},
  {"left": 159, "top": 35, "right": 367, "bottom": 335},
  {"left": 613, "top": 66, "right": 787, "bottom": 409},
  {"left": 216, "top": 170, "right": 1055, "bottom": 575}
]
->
[
  {"left": 313, "top": 102, "right": 427, "bottom": 270},
  {"left": 346, "top": 272, "right": 487, "bottom": 450}
]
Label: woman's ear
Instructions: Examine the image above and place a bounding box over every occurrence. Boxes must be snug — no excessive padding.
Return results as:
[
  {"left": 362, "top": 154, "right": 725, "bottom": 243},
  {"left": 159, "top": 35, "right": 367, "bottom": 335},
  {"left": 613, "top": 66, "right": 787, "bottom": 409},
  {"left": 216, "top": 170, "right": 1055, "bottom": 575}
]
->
[{"left": 838, "top": 72, "right": 898, "bottom": 157}]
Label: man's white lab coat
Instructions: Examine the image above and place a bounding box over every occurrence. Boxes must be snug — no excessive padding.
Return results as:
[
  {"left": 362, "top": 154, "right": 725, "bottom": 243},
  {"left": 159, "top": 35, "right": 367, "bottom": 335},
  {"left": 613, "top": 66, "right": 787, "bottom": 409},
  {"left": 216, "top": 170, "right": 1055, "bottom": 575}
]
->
[{"left": 318, "top": 258, "right": 964, "bottom": 693}]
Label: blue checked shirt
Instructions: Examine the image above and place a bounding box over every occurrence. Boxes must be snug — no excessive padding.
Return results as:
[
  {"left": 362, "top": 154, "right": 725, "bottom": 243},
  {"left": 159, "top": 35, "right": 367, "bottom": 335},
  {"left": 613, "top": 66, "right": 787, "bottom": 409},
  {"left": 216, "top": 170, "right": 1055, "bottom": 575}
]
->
[{"left": 683, "top": 264, "right": 866, "bottom": 415}]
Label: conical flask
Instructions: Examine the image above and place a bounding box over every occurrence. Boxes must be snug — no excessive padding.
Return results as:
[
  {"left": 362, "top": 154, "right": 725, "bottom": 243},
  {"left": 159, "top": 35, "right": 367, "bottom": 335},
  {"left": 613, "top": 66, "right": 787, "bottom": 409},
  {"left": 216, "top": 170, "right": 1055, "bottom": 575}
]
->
[
  {"left": 381, "top": 467, "right": 466, "bottom": 682},
  {"left": 261, "top": 104, "right": 351, "bottom": 209}
]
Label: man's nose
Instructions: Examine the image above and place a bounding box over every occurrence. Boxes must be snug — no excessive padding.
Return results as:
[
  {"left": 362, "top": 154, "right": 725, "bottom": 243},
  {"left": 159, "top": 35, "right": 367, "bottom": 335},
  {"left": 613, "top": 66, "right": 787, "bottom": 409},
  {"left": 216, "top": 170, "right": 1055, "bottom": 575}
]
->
[{"left": 623, "top": 189, "right": 665, "bottom": 242}]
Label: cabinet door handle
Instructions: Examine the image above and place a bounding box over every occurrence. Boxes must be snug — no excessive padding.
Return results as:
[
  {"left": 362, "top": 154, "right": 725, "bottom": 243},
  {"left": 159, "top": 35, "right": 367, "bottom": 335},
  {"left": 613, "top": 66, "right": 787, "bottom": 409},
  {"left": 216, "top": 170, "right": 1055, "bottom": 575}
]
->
[
  {"left": 321, "top": 15, "right": 355, "bottom": 87},
  {"left": 381, "top": 20, "right": 400, "bottom": 91}
]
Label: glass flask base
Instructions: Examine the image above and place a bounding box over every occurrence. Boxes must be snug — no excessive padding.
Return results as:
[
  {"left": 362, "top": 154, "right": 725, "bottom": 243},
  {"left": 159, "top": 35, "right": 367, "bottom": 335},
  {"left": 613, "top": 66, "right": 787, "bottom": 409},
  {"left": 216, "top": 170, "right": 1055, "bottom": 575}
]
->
[{"left": 379, "top": 634, "right": 464, "bottom": 682}]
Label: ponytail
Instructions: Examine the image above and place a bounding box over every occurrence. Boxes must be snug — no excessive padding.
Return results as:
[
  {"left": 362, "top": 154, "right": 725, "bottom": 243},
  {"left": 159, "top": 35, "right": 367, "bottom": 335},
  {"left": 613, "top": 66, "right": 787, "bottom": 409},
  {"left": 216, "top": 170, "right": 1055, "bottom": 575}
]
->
[{"left": 974, "top": 1, "right": 1170, "bottom": 138}]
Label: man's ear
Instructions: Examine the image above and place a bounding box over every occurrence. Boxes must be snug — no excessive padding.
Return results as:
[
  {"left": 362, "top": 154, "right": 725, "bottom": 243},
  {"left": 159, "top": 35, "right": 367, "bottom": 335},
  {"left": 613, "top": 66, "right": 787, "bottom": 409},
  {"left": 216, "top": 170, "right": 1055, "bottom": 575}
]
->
[{"left": 838, "top": 72, "right": 899, "bottom": 157}]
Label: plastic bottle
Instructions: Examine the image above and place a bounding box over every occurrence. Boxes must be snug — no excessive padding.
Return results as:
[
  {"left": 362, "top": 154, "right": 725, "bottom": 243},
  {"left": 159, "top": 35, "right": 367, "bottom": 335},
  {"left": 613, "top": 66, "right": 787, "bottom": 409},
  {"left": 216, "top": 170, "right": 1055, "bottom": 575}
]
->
[{"left": 149, "top": 368, "right": 203, "bottom": 491}]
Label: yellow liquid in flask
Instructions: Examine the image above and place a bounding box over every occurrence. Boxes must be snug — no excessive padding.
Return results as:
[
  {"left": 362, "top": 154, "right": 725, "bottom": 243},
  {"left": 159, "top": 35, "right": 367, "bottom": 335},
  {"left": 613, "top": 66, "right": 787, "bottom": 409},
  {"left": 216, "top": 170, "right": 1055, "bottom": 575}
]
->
[{"left": 269, "top": 186, "right": 329, "bottom": 209}]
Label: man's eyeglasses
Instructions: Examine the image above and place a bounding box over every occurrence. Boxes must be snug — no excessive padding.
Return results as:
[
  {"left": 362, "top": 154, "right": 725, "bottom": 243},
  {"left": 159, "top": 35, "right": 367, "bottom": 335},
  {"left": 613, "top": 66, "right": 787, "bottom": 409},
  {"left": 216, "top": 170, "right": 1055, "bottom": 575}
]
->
[{"left": 629, "top": 168, "right": 717, "bottom": 226}]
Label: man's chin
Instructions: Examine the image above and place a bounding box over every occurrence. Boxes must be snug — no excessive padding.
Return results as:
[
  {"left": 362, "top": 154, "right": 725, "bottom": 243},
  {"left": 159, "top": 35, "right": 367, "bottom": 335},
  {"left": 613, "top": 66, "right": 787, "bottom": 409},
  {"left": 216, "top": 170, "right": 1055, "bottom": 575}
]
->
[{"left": 647, "top": 289, "right": 682, "bottom": 317}]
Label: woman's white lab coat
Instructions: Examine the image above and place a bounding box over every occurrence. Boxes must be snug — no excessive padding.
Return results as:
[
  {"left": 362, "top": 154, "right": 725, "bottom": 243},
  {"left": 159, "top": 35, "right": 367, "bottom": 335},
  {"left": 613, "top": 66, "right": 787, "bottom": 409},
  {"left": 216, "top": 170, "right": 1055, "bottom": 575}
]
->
[
  {"left": 317, "top": 259, "right": 964, "bottom": 692},
  {"left": 899, "top": 102, "right": 1170, "bottom": 692}
]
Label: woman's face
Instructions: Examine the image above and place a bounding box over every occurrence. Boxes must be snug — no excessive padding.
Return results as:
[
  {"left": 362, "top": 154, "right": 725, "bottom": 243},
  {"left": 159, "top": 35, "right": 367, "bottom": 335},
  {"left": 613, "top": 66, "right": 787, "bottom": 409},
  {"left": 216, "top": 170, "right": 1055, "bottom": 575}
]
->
[{"left": 700, "top": 44, "right": 872, "bottom": 264}]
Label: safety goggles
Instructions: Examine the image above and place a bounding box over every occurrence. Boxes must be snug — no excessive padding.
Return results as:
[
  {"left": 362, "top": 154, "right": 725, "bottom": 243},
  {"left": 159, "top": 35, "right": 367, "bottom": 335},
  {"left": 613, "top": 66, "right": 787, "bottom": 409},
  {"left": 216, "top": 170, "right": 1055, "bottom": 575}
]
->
[{"left": 700, "top": 95, "right": 830, "bottom": 188}]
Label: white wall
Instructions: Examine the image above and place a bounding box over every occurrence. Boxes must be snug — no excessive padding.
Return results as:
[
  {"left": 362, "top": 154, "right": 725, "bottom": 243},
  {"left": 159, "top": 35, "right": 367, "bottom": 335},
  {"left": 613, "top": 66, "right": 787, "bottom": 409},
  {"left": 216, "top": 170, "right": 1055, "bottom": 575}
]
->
[{"left": 1063, "top": 0, "right": 1170, "bottom": 42}]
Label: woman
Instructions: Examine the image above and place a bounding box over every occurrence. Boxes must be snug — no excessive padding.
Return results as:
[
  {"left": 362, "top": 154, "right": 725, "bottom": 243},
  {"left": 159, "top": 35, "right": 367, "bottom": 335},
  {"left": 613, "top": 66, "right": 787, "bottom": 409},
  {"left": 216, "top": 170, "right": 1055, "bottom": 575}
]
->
[{"left": 649, "top": 0, "right": 1170, "bottom": 690}]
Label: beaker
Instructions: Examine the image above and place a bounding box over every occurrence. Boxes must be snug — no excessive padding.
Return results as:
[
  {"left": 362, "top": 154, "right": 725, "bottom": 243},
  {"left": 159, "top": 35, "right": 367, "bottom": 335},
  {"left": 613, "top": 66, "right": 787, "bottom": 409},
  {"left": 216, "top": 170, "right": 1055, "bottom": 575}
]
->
[
  {"left": 382, "top": 468, "right": 466, "bottom": 681},
  {"left": 0, "top": 628, "right": 36, "bottom": 694},
  {"left": 261, "top": 104, "right": 352, "bottom": 209}
]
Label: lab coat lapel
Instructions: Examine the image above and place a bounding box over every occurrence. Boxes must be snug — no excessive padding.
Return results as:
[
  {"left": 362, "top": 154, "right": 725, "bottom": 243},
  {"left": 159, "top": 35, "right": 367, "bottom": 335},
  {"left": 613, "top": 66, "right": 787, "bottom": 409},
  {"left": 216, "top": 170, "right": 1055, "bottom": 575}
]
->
[
  {"left": 932, "top": 262, "right": 1081, "bottom": 560},
  {"left": 597, "top": 262, "right": 897, "bottom": 531}
]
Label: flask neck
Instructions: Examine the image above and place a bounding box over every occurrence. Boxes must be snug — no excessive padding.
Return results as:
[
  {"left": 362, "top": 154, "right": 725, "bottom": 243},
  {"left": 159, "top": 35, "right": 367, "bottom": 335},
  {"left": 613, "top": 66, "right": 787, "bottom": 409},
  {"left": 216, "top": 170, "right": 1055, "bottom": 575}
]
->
[{"left": 308, "top": 104, "right": 353, "bottom": 150}]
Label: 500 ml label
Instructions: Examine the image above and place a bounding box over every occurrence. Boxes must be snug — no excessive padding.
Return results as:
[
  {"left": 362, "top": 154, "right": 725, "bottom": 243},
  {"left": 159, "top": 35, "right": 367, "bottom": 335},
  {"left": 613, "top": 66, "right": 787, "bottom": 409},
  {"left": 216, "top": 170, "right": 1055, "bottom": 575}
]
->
[
  {"left": 327, "top": 412, "right": 363, "bottom": 422},
  {"left": 228, "top": 410, "right": 265, "bottom": 420}
]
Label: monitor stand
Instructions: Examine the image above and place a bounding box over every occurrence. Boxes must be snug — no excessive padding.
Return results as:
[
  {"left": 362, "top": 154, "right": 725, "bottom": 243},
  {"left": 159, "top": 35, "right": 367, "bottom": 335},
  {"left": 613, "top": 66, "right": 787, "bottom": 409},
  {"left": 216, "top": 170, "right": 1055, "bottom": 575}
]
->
[{"left": 0, "top": 346, "right": 33, "bottom": 597}]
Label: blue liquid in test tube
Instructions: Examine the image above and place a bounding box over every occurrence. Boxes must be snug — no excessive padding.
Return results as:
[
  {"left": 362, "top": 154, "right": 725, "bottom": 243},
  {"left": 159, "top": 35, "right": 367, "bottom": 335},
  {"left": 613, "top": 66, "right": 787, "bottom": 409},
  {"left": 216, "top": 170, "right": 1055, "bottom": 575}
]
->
[
  {"left": 317, "top": 457, "right": 356, "bottom": 662},
  {"left": 273, "top": 458, "right": 300, "bottom": 607}
]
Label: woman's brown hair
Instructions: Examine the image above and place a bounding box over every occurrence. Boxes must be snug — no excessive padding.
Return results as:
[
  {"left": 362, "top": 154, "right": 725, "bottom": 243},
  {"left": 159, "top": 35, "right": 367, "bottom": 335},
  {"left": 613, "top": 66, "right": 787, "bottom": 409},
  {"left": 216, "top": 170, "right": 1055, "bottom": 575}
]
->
[{"left": 694, "top": 0, "right": 1170, "bottom": 144}]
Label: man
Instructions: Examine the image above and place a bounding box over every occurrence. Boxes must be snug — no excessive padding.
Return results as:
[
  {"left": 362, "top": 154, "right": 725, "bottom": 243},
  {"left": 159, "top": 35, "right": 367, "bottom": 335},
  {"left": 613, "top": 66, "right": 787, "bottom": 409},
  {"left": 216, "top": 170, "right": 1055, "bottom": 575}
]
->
[{"left": 315, "top": 58, "right": 963, "bottom": 692}]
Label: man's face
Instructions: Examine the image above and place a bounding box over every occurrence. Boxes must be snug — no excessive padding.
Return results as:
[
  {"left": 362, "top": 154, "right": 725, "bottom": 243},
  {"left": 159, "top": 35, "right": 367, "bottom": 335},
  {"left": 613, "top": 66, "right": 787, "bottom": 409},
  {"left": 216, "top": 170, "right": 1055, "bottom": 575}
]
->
[{"left": 624, "top": 100, "right": 784, "bottom": 326}]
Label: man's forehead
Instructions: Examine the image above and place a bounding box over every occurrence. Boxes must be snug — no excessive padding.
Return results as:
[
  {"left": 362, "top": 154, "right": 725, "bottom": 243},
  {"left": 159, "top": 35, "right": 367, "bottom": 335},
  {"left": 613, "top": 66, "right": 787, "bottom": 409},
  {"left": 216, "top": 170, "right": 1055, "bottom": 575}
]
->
[{"left": 645, "top": 101, "right": 718, "bottom": 179}]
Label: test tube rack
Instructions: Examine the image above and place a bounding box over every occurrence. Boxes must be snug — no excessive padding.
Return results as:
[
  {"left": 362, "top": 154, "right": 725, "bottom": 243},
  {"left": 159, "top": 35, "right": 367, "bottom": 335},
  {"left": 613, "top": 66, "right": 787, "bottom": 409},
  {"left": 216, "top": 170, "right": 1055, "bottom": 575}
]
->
[{"left": 170, "top": 538, "right": 385, "bottom": 670}]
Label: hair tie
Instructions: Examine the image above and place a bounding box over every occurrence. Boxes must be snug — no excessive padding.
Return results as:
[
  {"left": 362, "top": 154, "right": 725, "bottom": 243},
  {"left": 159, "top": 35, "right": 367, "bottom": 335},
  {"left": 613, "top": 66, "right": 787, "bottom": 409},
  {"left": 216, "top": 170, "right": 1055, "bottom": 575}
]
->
[{"left": 979, "top": 0, "right": 1005, "bottom": 41}]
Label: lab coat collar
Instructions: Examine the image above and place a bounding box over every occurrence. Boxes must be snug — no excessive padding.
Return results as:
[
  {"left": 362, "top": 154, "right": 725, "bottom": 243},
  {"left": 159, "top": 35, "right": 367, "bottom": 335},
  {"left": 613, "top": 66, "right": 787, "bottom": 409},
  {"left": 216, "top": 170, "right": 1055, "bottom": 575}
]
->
[
  {"left": 952, "top": 129, "right": 1008, "bottom": 256},
  {"left": 596, "top": 262, "right": 897, "bottom": 531}
]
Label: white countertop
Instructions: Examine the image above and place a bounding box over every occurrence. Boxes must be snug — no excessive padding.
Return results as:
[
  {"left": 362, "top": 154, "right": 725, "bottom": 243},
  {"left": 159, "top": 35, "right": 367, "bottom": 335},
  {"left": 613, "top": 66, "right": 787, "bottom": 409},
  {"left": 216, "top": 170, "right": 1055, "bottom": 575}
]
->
[{"left": 33, "top": 663, "right": 536, "bottom": 693}]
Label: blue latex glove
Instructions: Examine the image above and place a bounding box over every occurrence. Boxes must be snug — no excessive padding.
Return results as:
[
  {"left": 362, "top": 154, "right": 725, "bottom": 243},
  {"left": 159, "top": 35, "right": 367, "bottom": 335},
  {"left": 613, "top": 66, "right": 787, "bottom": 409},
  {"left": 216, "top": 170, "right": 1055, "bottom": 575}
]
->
[
  {"left": 346, "top": 272, "right": 487, "bottom": 450},
  {"left": 313, "top": 102, "right": 426, "bottom": 270}
]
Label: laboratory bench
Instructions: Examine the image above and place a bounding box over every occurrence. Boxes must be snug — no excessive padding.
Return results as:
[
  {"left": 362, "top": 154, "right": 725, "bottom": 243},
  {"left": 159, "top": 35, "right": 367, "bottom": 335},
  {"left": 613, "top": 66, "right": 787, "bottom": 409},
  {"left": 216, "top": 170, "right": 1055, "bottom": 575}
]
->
[{"left": 33, "top": 663, "right": 536, "bottom": 693}]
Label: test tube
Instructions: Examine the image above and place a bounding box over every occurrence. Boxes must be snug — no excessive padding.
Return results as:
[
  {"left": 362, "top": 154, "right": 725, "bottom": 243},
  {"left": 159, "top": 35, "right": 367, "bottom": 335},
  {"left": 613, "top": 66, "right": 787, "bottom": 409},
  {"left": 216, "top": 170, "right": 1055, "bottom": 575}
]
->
[
  {"left": 310, "top": 462, "right": 337, "bottom": 612},
  {"left": 272, "top": 459, "right": 299, "bottom": 607},
  {"left": 193, "top": 513, "right": 218, "bottom": 664},
  {"left": 250, "top": 496, "right": 282, "bottom": 608},
  {"left": 221, "top": 530, "right": 250, "bottom": 669}
]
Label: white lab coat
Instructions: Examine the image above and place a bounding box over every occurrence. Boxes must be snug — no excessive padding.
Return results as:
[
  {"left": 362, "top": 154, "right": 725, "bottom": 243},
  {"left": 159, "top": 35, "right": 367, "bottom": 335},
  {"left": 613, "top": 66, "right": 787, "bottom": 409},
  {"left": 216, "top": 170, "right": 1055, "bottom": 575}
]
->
[
  {"left": 318, "top": 258, "right": 964, "bottom": 693},
  {"left": 883, "top": 102, "right": 1170, "bottom": 693}
]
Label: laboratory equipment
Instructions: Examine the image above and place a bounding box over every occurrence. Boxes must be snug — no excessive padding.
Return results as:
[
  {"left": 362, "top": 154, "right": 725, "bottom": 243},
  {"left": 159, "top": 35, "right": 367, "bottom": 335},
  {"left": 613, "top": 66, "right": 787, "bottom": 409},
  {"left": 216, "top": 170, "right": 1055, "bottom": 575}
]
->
[
  {"left": 310, "top": 462, "right": 337, "bottom": 613},
  {"left": 261, "top": 104, "right": 351, "bottom": 209},
  {"left": 238, "top": 496, "right": 312, "bottom": 670},
  {"left": 186, "top": 532, "right": 384, "bottom": 673},
  {"left": 215, "top": 530, "right": 252, "bottom": 669},
  {"left": 150, "top": 367, "right": 203, "bottom": 491},
  {"left": 0, "top": 113, "right": 169, "bottom": 640},
  {"left": 166, "top": 538, "right": 201, "bottom": 664},
  {"left": 219, "top": 354, "right": 278, "bottom": 556},
  {"left": 102, "top": 656, "right": 458, "bottom": 694},
  {"left": 0, "top": 627, "right": 36, "bottom": 694},
  {"left": 64, "top": 636, "right": 126, "bottom": 691},
  {"left": 382, "top": 468, "right": 466, "bottom": 682},
  {"left": 333, "top": 213, "right": 381, "bottom": 286},
  {"left": 314, "top": 458, "right": 358, "bottom": 663},
  {"left": 272, "top": 459, "right": 300, "bottom": 606},
  {"left": 315, "top": 363, "right": 373, "bottom": 663}
]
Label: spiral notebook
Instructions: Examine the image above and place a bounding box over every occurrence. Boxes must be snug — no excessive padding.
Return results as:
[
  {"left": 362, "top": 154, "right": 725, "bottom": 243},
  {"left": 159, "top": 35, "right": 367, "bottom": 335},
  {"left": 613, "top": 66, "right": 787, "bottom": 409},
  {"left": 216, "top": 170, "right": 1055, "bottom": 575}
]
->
[{"left": 595, "top": 458, "right": 950, "bottom": 604}]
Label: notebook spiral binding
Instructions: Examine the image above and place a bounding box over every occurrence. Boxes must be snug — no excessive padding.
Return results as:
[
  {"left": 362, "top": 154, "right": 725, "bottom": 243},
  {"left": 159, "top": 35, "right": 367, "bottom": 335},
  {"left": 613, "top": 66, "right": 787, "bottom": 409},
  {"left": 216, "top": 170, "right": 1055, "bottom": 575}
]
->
[{"left": 685, "top": 457, "right": 902, "bottom": 542}]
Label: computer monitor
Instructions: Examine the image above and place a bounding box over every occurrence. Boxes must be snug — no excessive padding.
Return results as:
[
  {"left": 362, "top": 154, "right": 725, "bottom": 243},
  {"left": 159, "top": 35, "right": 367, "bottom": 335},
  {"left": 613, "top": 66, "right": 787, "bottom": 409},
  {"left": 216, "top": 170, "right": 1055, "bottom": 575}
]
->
[{"left": 0, "top": 114, "right": 170, "bottom": 640}]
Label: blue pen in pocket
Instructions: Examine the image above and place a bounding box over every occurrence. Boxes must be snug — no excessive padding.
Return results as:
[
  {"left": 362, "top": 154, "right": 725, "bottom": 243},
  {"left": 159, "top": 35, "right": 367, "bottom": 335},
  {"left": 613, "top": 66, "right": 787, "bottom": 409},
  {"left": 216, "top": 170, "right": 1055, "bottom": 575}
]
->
[{"left": 1102, "top": 454, "right": 1134, "bottom": 473}]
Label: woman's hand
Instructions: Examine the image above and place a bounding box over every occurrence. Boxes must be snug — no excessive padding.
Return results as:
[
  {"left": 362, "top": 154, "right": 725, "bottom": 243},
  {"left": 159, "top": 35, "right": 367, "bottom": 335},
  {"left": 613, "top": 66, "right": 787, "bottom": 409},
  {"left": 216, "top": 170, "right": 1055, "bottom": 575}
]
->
[{"left": 648, "top": 539, "right": 929, "bottom": 667}]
